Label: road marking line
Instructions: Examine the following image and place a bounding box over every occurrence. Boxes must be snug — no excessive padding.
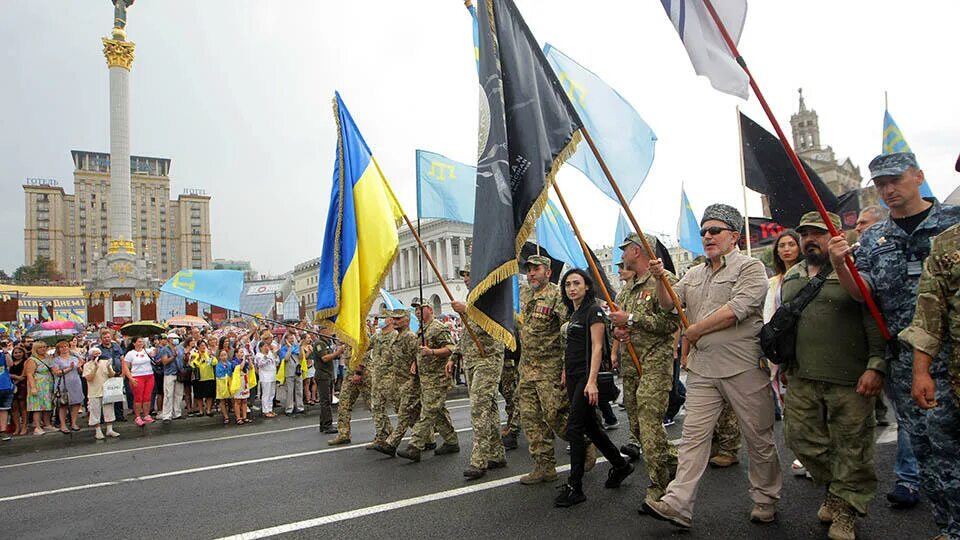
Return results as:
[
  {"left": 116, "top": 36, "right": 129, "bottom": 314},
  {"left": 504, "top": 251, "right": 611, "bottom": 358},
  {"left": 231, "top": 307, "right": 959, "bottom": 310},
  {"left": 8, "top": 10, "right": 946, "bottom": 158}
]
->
[
  {"left": 0, "top": 427, "right": 476, "bottom": 503},
  {"left": 0, "top": 402, "right": 473, "bottom": 470}
]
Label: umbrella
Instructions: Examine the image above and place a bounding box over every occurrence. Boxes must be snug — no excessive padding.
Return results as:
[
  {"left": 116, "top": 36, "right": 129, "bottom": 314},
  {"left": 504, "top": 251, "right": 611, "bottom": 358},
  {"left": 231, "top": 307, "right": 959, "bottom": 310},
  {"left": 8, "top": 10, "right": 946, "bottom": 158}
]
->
[
  {"left": 26, "top": 321, "right": 84, "bottom": 345},
  {"left": 166, "top": 315, "right": 210, "bottom": 328},
  {"left": 120, "top": 320, "right": 168, "bottom": 338}
]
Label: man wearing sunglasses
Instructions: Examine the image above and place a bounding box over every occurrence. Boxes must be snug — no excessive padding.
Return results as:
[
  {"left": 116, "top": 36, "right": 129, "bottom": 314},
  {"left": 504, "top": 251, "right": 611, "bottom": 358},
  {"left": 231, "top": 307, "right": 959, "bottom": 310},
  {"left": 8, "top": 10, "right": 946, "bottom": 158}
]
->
[{"left": 642, "top": 203, "right": 781, "bottom": 530}]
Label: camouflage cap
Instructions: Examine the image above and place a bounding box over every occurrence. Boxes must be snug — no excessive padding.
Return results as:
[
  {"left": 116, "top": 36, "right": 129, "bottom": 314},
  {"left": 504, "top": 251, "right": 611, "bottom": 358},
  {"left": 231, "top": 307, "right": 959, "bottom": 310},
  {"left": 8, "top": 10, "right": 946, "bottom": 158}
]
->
[
  {"left": 869, "top": 152, "right": 919, "bottom": 180},
  {"left": 390, "top": 309, "right": 410, "bottom": 318},
  {"left": 796, "top": 210, "right": 841, "bottom": 233},
  {"left": 523, "top": 254, "right": 552, "bottom": 269},
  {"left": 700, "top": 203, "right": 743, "bottom": 232},
  {"left": 617, "top": 232, "right": 658, "bottom": 251}
]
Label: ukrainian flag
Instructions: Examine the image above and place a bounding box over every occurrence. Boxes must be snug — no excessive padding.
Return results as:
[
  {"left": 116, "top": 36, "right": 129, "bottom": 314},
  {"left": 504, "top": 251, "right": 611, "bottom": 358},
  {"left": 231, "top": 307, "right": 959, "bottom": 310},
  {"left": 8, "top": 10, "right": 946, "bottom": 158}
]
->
[
  {"left": 883, "top": 110, "right": 935, "bottom": 199},
  {"left": 315, "top": 92, "right": 404, "bottom": 357}
]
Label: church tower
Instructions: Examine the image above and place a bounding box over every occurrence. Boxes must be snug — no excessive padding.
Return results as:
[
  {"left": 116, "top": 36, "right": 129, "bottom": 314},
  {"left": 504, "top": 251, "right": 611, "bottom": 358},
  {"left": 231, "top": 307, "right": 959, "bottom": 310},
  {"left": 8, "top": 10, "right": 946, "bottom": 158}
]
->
[{"left": 790, "top": 88, "right": 821, "bottom": 152}]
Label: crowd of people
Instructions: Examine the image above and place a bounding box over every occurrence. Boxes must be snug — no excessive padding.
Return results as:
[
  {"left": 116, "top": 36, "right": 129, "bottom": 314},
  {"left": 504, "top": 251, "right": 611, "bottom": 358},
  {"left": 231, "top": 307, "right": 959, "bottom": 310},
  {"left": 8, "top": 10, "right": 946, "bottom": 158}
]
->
[{"left": 0, "top": 151, "right": 957, "bottom": 540}]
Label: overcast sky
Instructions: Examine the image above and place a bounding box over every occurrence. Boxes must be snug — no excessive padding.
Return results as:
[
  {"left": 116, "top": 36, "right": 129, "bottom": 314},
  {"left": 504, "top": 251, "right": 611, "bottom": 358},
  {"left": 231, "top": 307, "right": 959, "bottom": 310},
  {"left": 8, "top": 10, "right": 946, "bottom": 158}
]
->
[{"left": 3, "top": 1, "right": 958, "bottom": 276}]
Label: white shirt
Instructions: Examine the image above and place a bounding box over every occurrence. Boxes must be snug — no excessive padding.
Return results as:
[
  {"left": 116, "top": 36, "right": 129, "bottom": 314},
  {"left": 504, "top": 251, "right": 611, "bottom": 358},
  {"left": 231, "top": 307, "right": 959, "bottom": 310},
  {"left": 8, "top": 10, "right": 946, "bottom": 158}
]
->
[
  {"left": 124, "top": 349, "right": 153, "bottom": 377},
  {"left": 255, "top": 351, "right": 279, "bottom": 382}
]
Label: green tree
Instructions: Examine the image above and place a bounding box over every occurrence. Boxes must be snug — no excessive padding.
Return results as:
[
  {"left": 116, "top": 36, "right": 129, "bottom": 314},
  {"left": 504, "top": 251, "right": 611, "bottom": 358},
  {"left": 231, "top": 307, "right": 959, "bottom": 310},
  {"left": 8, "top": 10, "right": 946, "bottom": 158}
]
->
[{"left": 13, "top": 256, "right": 64, "bottom": 284}]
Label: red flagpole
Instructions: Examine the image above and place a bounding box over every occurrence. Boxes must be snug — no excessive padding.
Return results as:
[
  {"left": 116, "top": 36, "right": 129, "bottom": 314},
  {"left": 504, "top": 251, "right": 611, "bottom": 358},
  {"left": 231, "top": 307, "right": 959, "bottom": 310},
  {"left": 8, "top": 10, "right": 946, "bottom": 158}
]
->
[{"left": 701, "top": 0, "right": 891, "bottom": 341}]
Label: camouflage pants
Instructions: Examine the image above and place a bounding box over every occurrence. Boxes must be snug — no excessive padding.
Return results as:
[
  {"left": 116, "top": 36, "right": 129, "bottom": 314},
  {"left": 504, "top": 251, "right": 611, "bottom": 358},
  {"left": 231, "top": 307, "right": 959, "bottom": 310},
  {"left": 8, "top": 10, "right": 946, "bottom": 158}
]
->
[
  {"left": 410, "top": 380, "right": 458, "bottom": 449},
  {"left": 466, "top": 357, "right": 505, "bottom": 468},
  {"left": 500, "top": 361, "right": 520, "bottom": 434},
  {"left": 711, "top": 401, "right": 742, "bottom": 458},
  {"left": 336, "top": 371, "right": 371, "bottom": 439},
  {"left": 518, "top": 377, "right": 569, "bottom": 469},
  {"left": 888, "top": 357, "right": 960, "bottom": 537},
  {"left": 385, "top": 376, "right": 421, "bottom": 449},
  {"left": 370, "top": 372, "right": 398, "bottom": 443},
  {"left": 625, "top": 370, "right": 678, "bottom": 501},
  {"left": 784, "top": 377, "right": 877, "bottom": 514}
]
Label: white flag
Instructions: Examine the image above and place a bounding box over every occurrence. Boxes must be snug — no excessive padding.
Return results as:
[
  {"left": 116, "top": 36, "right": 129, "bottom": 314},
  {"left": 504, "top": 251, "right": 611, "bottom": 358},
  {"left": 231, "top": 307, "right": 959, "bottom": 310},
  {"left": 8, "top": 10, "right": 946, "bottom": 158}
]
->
[{"left": 661, "top": 0, "right": 749, "bottom": 99}]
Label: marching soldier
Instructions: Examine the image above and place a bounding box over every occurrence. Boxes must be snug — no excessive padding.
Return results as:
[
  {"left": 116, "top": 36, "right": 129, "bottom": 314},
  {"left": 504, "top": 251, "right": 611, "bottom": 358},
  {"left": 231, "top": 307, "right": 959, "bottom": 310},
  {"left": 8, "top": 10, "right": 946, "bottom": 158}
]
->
[
  {"left": 328, "top": 337, "right": 371, "bottom": 446},
  {"left": 452, "top": 260, "right": 506, "bottom": 479},
  {"left": 373, "top": 310, "right": 421, "bottom": 456},
  {"left": 369, "top": 312, "right": 399, "bottom": 447}
]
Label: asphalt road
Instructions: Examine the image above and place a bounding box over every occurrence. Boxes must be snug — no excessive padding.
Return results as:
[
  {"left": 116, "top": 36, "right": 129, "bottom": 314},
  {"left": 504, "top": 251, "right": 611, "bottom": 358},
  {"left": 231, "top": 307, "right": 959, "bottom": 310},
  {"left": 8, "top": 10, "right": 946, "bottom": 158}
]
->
[{"left": 0, "top": 396, "right": 939, "bottom": 540}]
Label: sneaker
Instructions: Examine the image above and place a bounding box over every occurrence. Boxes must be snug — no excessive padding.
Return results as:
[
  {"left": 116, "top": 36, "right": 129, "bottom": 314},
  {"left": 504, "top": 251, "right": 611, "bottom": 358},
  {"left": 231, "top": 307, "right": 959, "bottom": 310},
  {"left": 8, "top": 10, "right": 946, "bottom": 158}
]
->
[
  {"left": 662, "top": 417, "right": 676, "bottom": 427},
  {"left": 142, "top": 415, "right": 155, "bottom": 424},
  {"left": 617, "top": 401, "right": 626, "bottom": 410},
  {"left": 554, "top": 484, "right": 587, "bottom": 507},
  {"left": 709, "top": 454, "right": 739, "bottom": 468},
  {"left": 106, "top": 429, "right": 120, "bottom": 438},
  {"left": 519, "top": 467, "right": 558, "bottom": 485},
  {"left": 0, "top": 433, "right": 11, "bottom": 442},
  {"left": 750, "top": 502, "right": 777, "bottom": 523},
  {"left": 604, "top": 462, "right": 635, "bottom": 488},
  {"left": 827, "top": 503, "right": 856, "bottom": 540},
  {"left": 791, "top": 458, "right": 807, "bottom": 476},
  {"left": 94, "top": 428, "right": 105, "bottom": 440},
  {"left": 620, "top": 443, "right": 642, "bottom": 461},
  {"left": 642, "top": 498, "right": 692, "bottom": 529},
  {"left": 134, "top": 417, "right": 145, "bottom": 427},
  {"left": 886, "top": 484, "right": 920, "bottom": 509},
  {"left": 603, "top": 418, "right": 620, "bottom": 430}
]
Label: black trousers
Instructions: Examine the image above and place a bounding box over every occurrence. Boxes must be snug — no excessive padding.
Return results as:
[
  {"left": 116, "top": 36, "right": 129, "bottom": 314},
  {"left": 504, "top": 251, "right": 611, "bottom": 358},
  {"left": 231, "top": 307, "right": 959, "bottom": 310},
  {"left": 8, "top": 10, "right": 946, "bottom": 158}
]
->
[
  {"left": 316, "top": 377, "right": 333, "bottom": 427},
  {"left": 566, "top": 371, "right": 627, "bottom": 490}
]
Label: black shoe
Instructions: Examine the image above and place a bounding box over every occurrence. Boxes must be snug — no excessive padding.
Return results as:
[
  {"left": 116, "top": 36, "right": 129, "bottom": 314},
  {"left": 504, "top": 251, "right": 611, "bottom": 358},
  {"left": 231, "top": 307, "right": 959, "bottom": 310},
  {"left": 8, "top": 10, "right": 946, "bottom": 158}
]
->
[
  {"left": 434, "top": 443, "right": 460, "bottom": 455},
  {"left": 372, "top": 443, "right": 396, "bottom": 457},
  {"left": 487, "top": 459, "right": 507, "bottom": 469},
  {"left": 502, "top": 431, "right": 518, "bottom": 450},
  {"left": 604, "top": 462, "right": 635, "bottom": 488},
  {"left": 554, "top": 484, "right": 586, "bottom": 507},
  {"left": 887, "top": 485, "right": 920, "bottom": 509},
  {"left": 424, "top": 442, "right": 437, "bottom": 450},
  {"left": 620, "top": 443, "right": 641, "bottom": 461},
  {"left": 397, "top": 445, "right": 422, "bottom": 462},
  {"left": 463, "top": 466, "right": 486, "bottom": 479}
]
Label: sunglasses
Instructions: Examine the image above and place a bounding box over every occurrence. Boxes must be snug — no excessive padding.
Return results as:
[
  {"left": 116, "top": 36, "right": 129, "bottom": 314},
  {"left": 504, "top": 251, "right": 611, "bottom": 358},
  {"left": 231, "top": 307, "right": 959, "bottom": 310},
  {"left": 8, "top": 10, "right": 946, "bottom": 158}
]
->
[{"left": 700, "top": 226, "right": 735, "bottom": 237}]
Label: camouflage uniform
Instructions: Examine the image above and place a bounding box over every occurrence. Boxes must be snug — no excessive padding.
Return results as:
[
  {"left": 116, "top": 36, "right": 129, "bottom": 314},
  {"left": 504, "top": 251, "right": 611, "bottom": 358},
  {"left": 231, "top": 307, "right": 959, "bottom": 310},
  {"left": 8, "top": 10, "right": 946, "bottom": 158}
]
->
[
  {"left": 384, "top": 328, "right": 421, "bottom": 449},
  {"left": 900, "top": 222, "right": 960, "bottom": 536},
  {"left": 335, "top": 343, "right": 371, "bottom": 440},
  {"left": 617, "top": 270, "right": 680, "bottom": 501},
  {"left": 458, "top": 318, "right": 505, "bottom": 468},
  {"left": 370, "top": 328, "right": 399, "bottom": 444},
  {"left": 856, "top": 198, "right": 960, "bottom": 534},
  {"left": 409, "top": 319, "right": 458, "bottom": 449},
  {"left": 711, "top": 403, "right": 742, "bottom": 459},
  {"left": 518, "top": 281, "right": 569, "bottom": 471},
  {"left": 500, "top": 349, "right": 521, "bottom": 435}
]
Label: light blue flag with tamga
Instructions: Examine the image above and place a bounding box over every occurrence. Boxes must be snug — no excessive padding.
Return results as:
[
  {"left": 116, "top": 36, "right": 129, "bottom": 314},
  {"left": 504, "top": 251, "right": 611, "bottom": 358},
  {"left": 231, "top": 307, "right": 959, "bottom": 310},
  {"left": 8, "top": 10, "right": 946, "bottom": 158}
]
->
[
  {"left": 678, "top": 186, "right": 705, "bottom": 256},
  {"left": 611, "top": 212, "right": 631, "bottom": 267},
  {"left": 882, "top": 110, "right": 935, "bottom": 199},
  {"left": 161, "top": 270, "right": 245, "bottom": 312},
  {"left": 535, "top": 199, "right": 588, "bottom": 270},
  {"left": 416, "top": 150, "right": 478, "bottom": 223},
  {"left": 543, "top": 43, "right": 657, "bottom": 203},
  {"left": 377, "top": 288, "right": 419, "bottom": 332}
]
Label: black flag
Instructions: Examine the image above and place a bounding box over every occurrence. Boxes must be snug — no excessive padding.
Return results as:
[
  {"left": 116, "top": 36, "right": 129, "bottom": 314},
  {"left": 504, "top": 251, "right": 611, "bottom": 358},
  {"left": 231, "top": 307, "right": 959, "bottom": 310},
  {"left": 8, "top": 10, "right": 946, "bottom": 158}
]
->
[
  {"left": 740, "top": 112, "right": 839, "bottom": 228},
  {"left": 467, "top": 0, "right": 582, "bottom": 350}
]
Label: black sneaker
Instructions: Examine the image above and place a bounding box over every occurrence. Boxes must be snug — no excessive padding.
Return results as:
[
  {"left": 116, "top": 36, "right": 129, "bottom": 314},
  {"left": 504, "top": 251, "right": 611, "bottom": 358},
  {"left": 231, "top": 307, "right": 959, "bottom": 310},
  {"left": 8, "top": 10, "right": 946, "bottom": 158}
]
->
[
  {"left": 620, "top": 443, "right": 642, "bottom": 461},
  {"left": 604, "top": 462, "right": 635, "bottom": 488},
  {"left": 887, "top": 484, "right": 920, "bottom": 509},
  {"left": 554, "top": 484, "right": 586, "bottom": 507}
]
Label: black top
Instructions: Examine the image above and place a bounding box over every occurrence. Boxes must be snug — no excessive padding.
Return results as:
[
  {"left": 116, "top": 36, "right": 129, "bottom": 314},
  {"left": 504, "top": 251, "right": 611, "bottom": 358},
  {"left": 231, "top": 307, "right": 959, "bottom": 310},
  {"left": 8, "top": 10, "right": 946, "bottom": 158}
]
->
[
  {"left": 564, "top": 301, "right": 604, "bottom": 378},
  {"left": 893, "top": 204, "right": 933, "bottom": 235}
]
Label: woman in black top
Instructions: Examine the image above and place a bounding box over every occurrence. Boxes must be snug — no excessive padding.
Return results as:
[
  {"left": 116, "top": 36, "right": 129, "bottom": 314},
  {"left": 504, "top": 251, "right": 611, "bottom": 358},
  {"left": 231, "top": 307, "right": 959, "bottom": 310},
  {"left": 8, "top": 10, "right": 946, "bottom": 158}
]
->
[{"left": 555, "top": 269, "right": 634, "bottom": 507}]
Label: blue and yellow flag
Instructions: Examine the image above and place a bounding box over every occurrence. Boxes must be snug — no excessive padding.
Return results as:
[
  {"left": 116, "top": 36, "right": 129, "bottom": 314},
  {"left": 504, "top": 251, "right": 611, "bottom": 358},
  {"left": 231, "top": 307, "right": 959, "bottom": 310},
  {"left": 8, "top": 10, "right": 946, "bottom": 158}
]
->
[
  {"left": 882, "top": 110, "right": 935, "bottom": 199},
  {"left": 535, "top": 199, "right": 588, "bottom": 270},
  {"left": 679, "top": 186, "right": 705, "bottom": 256},
  {"left": 316, "top": 93, "right": 404, "bottom": 355},
  {"left": 416, "top": 150, "right": 477, "bottom": 223}
]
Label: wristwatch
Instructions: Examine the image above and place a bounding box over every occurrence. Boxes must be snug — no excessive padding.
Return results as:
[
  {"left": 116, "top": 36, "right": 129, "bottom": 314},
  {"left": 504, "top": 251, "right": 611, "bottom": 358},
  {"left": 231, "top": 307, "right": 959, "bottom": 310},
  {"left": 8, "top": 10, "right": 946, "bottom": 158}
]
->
[{"left": 627, "top": 313, "right": 635, "bottom": 327}]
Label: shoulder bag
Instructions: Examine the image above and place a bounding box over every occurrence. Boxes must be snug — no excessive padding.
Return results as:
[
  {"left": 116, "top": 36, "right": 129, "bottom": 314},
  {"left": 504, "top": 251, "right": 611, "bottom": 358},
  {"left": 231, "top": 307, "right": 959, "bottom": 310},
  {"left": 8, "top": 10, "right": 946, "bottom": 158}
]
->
[
  {"left": 583, "top": 307, "right": 619, "bottom": 403},
  {"left": 760, "top": 264, "right": 832, "bottom": 366}
]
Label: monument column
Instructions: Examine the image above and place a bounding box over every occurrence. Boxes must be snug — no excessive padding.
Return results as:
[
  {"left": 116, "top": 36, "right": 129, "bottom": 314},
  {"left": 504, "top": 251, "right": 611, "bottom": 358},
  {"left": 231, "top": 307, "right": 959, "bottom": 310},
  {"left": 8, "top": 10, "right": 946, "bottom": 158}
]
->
[{"left": 102, "top": 14, "right": 136, "bottom": 256}]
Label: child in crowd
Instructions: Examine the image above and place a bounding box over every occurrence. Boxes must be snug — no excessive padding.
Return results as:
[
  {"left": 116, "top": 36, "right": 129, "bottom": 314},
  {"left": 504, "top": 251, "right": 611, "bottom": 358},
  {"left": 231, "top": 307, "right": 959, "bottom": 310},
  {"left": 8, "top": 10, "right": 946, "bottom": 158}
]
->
[
  {"left": 255, "top": 341, "right": 279, "bottom": 418},
  {"left": 231, "top": 349, "right": 251, "bottom": 425},
  {"left": 215, "top": 349, "right": 233, "bottom": 424}
]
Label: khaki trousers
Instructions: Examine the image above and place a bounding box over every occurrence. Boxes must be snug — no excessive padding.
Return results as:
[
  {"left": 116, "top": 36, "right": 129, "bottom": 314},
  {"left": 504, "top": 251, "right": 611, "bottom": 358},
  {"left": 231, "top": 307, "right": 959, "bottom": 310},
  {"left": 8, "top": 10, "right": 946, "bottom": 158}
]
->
[{"left": 661, "top": 368, "right": 782, "bottom": 520}]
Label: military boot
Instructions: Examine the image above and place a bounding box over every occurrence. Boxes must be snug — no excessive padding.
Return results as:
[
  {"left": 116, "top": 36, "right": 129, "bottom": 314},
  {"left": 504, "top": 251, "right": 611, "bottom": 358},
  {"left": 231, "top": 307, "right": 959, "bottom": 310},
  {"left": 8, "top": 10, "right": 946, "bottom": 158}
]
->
[
  {"left": 327, "top": 435, "right": 351, "bottom": 446},
  {"left": 434, "top": 443, "right": 460, "bottom": 455},
  {"left": 463, "top": 466, "right": 486, "bottom": 480},
  {"left": 502, "top": 431, "right": 519, "bottom": 450},
  {"left": 371, "top": 442, "right": 396, "bottom": 457},
  {"left": 827, "top": 503, "right": 856, "bottom": 540},
  {"left": 818, "top": 492, "right": 843, "bottom": 523},
  {"left": 396, "top": 445, "right": 422, "bottom": 462},
  {"left": 519, "top": 466, "right": 558, "bottom": 485}
]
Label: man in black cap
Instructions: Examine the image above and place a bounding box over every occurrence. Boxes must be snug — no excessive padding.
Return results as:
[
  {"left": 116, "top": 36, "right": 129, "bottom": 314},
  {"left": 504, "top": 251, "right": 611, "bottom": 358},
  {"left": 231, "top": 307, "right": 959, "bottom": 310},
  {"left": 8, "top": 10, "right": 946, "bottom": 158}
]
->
[
  {"left": 644, "top": 203, "right": 781, "bottom": 529},
  {"left": 829, "top": 152, "right": 960, "bottom": 538}
]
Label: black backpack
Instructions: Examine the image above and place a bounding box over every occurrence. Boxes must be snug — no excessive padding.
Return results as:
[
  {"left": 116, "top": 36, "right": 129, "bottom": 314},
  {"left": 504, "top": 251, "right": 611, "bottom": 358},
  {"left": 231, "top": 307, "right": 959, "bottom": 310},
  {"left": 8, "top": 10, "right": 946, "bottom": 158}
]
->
[{"left": 760, "top": 264, "right": 832, "bottom": 366}]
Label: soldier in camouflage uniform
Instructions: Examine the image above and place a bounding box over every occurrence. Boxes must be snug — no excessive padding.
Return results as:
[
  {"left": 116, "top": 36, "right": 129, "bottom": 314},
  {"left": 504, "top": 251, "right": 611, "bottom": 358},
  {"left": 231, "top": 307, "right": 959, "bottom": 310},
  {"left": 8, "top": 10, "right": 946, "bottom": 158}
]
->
[
  {"left": 369, "top": 313, "right": 399, "bottom": 446},
  {"left": 900, "top": 221, "right": 960, "bottom": 540},
  {"left": 328, "top": 338, "right": 371, "bottom": 446},
  {"left": 499, "top": 337, "right": 521, "bottom": 449},
  {"left": 517, "top": 255, "right": 570, "bottom": 485},
  {"left": 829, "top": 152, "right": 960, "bottom": 538},
  {"left": 397, "top": 304, "right": 459, "bottom": 462},
  {"left": 373, "top": 310, "right": 421, "bottom": 456},
  {"left": 453, "top": 261, "right": 507, "bottom": 479},
  {"left": 612, "top": 261, "right": 641, "bottom": 459},
  {"left": 610, "top": 233, "right": 680, "bottom": 502}
]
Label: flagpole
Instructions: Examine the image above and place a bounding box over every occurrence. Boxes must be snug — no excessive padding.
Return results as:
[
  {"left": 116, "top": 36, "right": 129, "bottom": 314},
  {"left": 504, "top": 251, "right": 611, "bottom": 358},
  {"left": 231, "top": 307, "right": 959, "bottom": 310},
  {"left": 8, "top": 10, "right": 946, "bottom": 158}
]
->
[
  {"left": 551, "top": 178, "right": 643, "bottom": 378},
  {"left": 578, "top": 126, "right": 689, "bottom": 329},
  {"left": 701, "top": 0, "right": 891, "bottom": 341},
  {"left": 401, "top": 214, "right": 487, "bottom": 355},
  {"left": 737, "top": 105, "right": 752, "bottom": 256}
]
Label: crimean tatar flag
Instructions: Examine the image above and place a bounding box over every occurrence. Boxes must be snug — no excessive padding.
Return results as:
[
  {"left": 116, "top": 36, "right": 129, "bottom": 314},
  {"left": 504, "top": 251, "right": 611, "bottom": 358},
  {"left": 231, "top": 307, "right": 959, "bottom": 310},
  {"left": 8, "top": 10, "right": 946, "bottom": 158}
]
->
[
  {"left": 316, "top": 93, "right": 404, "bottom": 356},
  {"left": 882, "top": 110, "right": 935, "bottom": 199}
]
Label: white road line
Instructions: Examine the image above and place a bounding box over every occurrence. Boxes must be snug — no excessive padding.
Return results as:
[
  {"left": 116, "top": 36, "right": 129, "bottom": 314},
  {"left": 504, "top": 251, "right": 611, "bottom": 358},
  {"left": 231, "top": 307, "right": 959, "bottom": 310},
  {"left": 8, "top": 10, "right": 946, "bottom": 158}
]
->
[
  {"left": 0, "top": 402, "right": 473, "bottom": 470},
  {"left": 0, "top": 426, "right": 476, "bottom": 503},
  {"left": 216, "top": 459, "right": 611, "bottom": 540}
]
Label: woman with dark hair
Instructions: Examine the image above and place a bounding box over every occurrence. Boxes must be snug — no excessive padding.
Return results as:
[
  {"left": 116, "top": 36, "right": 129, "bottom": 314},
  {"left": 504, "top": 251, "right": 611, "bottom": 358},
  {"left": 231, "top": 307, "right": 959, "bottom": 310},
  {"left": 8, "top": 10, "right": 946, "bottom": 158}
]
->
[{"left": 554, "top": 268, "right": 634, "bottom": 507}]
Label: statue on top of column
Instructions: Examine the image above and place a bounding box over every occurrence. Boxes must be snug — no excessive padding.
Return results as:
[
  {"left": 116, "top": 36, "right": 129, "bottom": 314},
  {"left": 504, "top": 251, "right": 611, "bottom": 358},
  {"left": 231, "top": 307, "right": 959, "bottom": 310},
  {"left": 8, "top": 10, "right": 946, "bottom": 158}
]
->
[{"left": 112, "top": 0, "right": 135, "bottom": 30}]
